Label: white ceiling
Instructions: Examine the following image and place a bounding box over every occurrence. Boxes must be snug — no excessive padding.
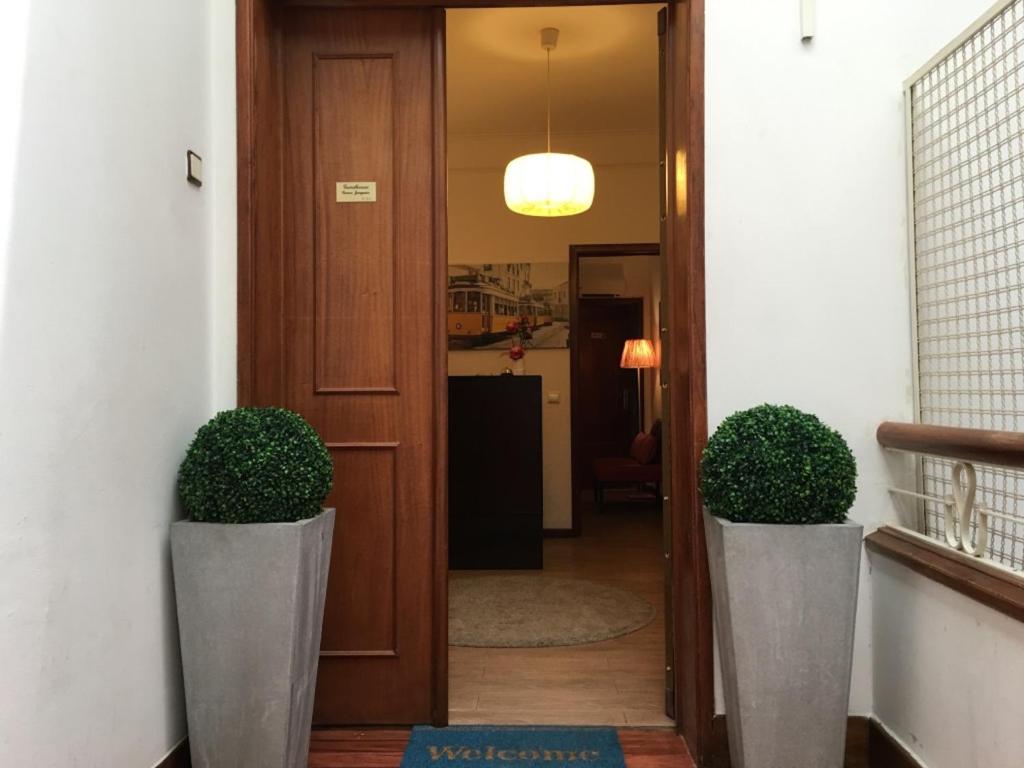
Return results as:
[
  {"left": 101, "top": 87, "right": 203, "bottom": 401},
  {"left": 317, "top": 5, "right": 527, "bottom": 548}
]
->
[{"left": 446, "top": 4, "right": 663, "bottom": 137}]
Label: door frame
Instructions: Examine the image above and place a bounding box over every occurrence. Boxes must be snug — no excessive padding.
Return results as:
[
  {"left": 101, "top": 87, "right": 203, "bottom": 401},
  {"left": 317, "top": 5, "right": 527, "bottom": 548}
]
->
[
  {"left": 236, "top": 0, "right": 709, "bottom": 761},
  {"left": 568, "top": 243, "right": 660, "bottom": 537}
]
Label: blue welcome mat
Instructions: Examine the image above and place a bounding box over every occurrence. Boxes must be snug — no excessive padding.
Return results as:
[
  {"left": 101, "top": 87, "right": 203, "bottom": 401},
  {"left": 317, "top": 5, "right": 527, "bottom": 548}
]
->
[{"left": 401, "top": 726, "right": 624, "bottom": 768}]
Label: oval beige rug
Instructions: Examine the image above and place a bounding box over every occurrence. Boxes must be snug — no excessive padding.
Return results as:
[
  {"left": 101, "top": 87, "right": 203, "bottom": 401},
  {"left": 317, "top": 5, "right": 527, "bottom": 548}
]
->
[{"left": 449, "top": 575, "right": 655, "bottom": 648}]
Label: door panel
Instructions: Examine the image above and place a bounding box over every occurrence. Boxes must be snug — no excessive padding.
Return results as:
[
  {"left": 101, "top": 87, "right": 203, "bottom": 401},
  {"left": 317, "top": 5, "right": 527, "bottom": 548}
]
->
[
  {"left": 313, "top": 55, "right": 397, "bottom": 393},
  {"left": 321, "top": 444, "right": 398, "bottom": 654},
  {"left": 658, "top": 4, "right": 675, "bottom": 723},
  {"left": 249, "top": 7, "right": 442, "bottom": 725}
]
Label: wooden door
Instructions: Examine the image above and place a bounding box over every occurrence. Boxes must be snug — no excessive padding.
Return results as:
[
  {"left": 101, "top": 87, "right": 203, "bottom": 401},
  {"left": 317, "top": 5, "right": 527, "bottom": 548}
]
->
[
  {"left": 658, "top": 6, "right": 676, "bottom": 722},
  {"left": 249, "top": 7, "right": 446, "bottom": 725},
  {"left": 661, "top": 1, "right": 713, "bottom": 759},
  {"left": 574, "top": 299, "right": 644, "bottom": 495}
]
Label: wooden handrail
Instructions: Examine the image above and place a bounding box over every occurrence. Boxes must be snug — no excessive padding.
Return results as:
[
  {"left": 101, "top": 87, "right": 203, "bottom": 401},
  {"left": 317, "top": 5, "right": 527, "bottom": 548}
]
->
[{"left": 877, "top": 421, "right": 1024, "bottom": 469}]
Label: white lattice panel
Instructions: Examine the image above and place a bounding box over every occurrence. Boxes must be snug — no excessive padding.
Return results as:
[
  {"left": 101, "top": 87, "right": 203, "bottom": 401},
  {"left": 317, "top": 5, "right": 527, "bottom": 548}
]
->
[{"left": 908, "top": 0, "right": 1024, "bottom": 569}]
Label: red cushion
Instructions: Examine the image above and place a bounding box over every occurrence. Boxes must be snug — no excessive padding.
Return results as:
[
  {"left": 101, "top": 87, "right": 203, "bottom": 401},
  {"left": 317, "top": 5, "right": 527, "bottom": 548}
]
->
[{"left": 630, "top": 432, "right": 658, "bottom": 465}]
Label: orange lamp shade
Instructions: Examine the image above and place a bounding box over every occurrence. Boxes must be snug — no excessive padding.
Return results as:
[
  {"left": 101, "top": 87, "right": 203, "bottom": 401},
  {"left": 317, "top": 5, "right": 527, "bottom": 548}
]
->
[{"left": 620, "top": 339, "right": 657, "bottom": 369}]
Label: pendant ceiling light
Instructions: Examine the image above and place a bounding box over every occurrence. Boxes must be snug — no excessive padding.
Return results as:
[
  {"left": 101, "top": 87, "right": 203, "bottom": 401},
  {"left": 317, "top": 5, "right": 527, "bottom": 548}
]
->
[{"left": 504, "top": 28, "right": 595, "bottom": 217}]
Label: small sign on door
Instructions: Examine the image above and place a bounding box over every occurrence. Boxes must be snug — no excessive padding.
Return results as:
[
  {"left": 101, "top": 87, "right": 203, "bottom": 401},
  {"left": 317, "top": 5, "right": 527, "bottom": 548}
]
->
[{"left": 336, "top": 181, "right": 377, "bottom": 203}]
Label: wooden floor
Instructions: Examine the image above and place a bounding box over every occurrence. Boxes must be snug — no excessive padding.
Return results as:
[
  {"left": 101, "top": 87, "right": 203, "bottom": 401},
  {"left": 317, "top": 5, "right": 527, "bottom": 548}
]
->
[
  {"left": 450, "top": 501, "right": 673, "bottom": 727},
  {"left": 309, "top": 728, "right": 695, "bottom": 768}
]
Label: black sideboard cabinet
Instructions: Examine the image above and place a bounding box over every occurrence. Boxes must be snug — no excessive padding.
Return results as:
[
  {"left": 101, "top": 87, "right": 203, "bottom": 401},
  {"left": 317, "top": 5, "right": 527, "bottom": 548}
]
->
[{"left": 448, "top": 375, "right": 543, "bottom": 570}]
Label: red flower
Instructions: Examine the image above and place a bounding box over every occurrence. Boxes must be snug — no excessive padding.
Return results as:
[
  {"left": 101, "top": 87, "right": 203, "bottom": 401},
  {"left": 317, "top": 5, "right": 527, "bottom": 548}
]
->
[
  {"left": 509, "top": 344, "right": 525, "bottom": 360},
  {"left": 505, "top": 320, "right": 519, "bottom": 334}
]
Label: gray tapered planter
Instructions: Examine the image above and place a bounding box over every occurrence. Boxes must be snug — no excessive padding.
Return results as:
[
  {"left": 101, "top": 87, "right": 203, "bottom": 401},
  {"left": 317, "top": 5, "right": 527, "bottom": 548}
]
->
[
  {"left": 705, "top": 510, "right": 862, "bottom": 768},
  {"left": 171, "top": 508, "right": 334, "bottom": 768}
]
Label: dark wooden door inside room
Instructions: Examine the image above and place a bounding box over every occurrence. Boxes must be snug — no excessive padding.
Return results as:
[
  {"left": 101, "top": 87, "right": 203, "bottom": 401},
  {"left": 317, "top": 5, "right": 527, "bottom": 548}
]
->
[{"left": 574, "top": 299, "right": 644, "bottom": 495}]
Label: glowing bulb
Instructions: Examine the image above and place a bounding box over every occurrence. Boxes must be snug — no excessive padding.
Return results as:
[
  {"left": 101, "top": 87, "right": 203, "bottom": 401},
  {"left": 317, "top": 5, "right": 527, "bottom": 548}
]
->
[{"left": 503, "top": 152, "right": 595, "bottom": 217}]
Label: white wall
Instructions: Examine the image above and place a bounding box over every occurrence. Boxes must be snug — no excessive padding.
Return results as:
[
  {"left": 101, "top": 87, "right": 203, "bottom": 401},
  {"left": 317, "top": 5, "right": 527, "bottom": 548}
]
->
[
  {"left": 0, "top": 1, "right": 235, "bottom": 764},
  {"left": 449, "top": 131, "right": 660, "bottom": 265},
  {"left": 871, "top": 556, "right": 1024, "bottom": 768},
  {"left": 209, "top": 0, "right": 239, "bottom": 411},
  {"left": 448, "top": 131, "right": 659, "bottom": 529},
  {"left": 705, "top": 0, "right": 998, "bottom": 717}
]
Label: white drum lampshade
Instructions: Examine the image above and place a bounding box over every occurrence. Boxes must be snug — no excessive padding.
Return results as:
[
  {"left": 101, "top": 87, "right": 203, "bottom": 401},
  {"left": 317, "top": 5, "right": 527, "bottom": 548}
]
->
[{"left": 504, "top": 152, "right": 595, "bottom": 217}]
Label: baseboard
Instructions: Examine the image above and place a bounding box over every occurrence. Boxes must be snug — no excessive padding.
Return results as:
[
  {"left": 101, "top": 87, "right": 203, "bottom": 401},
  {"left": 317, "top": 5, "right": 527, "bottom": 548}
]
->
[
  {"left": 847, "top": 716, "right": 871, "bottom": 768},
  {"left": 708, "top": 715, "right": 922, "bottom": 768},
  {"left": 868, "top": 719, "right": 925, "bottom": 768},
  {"left": 153, "top": 738, "right": 190, "bottom": 768}
]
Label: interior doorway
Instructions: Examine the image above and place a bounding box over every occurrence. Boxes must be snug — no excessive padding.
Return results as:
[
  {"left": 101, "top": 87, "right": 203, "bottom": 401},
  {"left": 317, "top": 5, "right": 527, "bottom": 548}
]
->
[
  {"left": 444, "top": 6, "right": 671, "bottom": 728},
  {"left": 569, "top": 243, "right": 662, "bottom": 532},
  {"left": 574, "top": 296, "right": 645, "bottom": 502}
]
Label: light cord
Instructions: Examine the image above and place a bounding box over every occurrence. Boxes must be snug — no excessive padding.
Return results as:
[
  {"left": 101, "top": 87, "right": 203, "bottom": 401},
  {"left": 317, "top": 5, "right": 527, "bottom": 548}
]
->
[{"left": 546, "top": 48, "right": 552, "bottom": 154}]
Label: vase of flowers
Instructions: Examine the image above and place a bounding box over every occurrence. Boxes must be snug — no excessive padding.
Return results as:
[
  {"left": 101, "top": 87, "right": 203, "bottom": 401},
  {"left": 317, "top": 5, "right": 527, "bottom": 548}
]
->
[{"left": 505, "top": 317, "right": 532, "bottom": 375}]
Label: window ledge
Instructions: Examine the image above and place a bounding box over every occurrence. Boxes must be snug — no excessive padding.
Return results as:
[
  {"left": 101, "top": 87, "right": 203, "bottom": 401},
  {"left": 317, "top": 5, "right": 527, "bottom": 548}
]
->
[{"left": 865, "top": 525, "right": 1024, "bottom": 623}]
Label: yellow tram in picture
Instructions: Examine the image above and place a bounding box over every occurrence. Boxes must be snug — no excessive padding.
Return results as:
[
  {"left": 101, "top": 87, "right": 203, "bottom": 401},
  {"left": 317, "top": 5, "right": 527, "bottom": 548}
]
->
[
  {"left": 447, "top": 276, "right": 520, "bottom": 342},
  {"left": 518, "top": 299, "right": 554, "bottom": 330}
]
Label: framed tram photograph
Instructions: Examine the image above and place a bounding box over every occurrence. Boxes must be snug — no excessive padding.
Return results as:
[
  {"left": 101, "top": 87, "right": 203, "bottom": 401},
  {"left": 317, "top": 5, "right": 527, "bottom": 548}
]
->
[{"left": 447, "top": 262, "right": 570, "bottom": 350}]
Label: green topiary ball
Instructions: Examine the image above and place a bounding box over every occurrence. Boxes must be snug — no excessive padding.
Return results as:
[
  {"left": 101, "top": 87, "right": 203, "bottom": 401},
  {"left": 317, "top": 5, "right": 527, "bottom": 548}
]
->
[
  {"left": 178, "top": 407, "right": 333, "bottom": 523},
  {"left": 700, "top": 404, "right": 857, "bottom": 524}
]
